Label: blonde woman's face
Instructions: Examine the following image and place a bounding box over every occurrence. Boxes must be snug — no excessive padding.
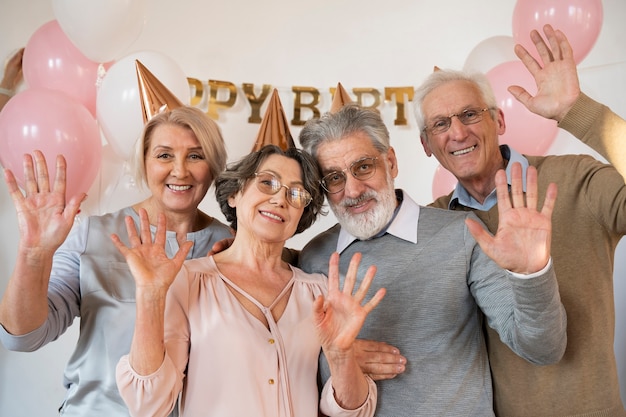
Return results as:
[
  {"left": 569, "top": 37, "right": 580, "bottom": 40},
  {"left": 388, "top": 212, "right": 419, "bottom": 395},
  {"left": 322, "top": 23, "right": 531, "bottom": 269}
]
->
[{"left": 144, "top": 124, "right": 212, "bottom": 215}]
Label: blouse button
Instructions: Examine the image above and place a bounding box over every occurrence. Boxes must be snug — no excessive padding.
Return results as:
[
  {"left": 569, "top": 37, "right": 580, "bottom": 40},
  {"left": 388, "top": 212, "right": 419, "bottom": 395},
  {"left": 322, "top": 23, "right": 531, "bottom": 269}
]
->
[
  {"left": 268, "top": 379, "right": 275, "bottom": 385},
  {"left": 268, "top": 338, "right": 275, "bottom": 344}
]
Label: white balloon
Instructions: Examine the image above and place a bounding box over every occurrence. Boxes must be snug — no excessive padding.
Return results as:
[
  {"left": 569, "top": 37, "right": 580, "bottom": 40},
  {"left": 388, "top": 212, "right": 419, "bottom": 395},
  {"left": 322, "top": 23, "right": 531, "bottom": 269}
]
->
[
  {"left": 96, "top": 51, "right": 191, "bottom": 161},
  {"left": 52, "top": 0, "right": 147, "bottom": 63},
  {"left": 82, "top": 144, "right": 150, "bottom": 216},
  {"left": 463, "top": 35, "right": 517, "bottom": 74}
]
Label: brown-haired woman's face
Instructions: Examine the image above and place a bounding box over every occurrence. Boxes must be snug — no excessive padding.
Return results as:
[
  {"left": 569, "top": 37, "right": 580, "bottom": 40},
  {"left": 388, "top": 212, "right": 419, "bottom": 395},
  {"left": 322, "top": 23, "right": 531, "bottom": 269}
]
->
[
  {"left": 144, "top": 124, "right": 212, "bottom": 215},
  {"left": 228, "top": 154, "right": 306, "bottom": 244}
]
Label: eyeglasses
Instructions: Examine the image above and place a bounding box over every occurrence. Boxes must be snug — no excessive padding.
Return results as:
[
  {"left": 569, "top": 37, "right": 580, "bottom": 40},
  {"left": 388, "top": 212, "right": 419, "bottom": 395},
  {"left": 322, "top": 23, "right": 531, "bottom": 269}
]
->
[
  {"left": 254, "top": 171, "right": 312, "bottom": 209},
  {"left": 423, "top": 107, "right": 492, "bottom": 135},
  {"left": 320, "top": 157, "right": 378, "bottom": 194}
]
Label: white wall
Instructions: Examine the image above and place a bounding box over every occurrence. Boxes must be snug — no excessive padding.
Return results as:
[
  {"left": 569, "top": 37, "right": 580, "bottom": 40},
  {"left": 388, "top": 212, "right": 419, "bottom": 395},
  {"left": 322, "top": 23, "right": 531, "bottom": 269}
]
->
[{"left": 0, "top": 0, "right": 625, "bottom": 415}]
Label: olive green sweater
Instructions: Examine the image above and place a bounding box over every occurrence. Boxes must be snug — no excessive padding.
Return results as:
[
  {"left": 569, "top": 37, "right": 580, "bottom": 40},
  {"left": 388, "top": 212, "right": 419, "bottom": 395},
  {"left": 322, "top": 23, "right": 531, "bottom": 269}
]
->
[{"left": 431, "top": 93, "right": 626, "bottom": 417}]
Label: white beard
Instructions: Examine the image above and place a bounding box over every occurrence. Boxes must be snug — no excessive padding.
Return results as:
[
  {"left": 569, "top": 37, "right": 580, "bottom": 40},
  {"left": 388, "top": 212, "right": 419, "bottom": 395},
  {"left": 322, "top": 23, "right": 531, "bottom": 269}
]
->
[{"left": 329, "top": 171, "right": 397, "bottom": 240}]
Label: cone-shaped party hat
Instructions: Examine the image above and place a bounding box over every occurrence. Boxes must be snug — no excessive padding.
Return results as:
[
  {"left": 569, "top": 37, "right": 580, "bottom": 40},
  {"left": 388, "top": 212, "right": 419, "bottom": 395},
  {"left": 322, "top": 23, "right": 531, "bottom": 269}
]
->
[
  {"left": 135, "top": 60, "right": 184, "bottom": 124},
  {"left": 252, "top": 89, "right": 295, "bottom": 152},
  {"left": 330, "top": 82, "right": 354, "bottom": 113}
]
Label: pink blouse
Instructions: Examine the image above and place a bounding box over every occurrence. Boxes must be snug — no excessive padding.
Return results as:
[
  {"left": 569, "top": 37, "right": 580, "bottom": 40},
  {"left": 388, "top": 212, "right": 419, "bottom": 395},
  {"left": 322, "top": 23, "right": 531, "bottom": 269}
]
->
[{"left": 116, "top": 256, "right": 376, "bottom": 417}]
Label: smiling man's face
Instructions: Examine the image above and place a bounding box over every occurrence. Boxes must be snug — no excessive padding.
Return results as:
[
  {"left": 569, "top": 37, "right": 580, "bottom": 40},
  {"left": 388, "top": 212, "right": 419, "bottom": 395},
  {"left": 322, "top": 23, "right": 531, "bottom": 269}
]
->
[{"left": 420, "top": 79, "right": 505, "bottom": 187}]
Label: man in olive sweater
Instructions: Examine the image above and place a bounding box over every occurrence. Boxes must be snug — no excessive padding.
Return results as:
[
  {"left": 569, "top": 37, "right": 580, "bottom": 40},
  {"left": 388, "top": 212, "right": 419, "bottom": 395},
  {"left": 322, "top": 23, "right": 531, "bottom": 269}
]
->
[{"left": 414, "top": 25, "right": 626, "bottom": 416}]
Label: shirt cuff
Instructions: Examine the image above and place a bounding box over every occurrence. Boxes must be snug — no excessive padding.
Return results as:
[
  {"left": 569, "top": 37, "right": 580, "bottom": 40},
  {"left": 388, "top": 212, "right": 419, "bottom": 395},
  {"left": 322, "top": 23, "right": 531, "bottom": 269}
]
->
[{"left": 508, "top": 257, "right": 552, "bottom": 279}]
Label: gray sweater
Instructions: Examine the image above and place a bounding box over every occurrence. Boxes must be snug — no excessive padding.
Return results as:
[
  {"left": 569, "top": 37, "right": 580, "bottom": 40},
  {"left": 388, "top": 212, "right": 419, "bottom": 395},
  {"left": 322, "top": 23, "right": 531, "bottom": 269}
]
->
[{"left": 299, "top": 193, "right": 566, "bottom": 417}]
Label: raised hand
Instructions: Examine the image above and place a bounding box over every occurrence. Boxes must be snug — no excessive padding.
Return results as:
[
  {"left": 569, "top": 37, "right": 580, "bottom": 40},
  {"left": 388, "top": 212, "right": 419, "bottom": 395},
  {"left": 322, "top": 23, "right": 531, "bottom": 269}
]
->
[
  {"left": 1, "top": 47, "right": 24, "bottom": 91},
  {"left": 508, "top": 24, "right": 580, "bottom": 122},
  {"left": 313, "top": 252, "right": 386, "bottom": 354},
  {"left": 465, "top": 162, "right": 557, "bottom": 274},
  {"left": 111, "top": 208, "right": 193, "bottom": 291},
  {"left": 5, "top": 150, "right": 85, "bottom": 254}
]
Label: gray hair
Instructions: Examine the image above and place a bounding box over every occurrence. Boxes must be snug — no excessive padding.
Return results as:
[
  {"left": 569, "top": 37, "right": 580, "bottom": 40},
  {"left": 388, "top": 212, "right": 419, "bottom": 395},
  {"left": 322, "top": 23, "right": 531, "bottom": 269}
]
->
[
  {"left": 299, "top": 104, "right": 390, "bottom": 160},
  {"left": 132, "top": 106, "right": 227, "bottom": 187},
  {"left": 413, "top": 69, "right": 498, "bottom": 133},
  {"left": 214, "top": 145, "right": 325, "bottom": 235}
]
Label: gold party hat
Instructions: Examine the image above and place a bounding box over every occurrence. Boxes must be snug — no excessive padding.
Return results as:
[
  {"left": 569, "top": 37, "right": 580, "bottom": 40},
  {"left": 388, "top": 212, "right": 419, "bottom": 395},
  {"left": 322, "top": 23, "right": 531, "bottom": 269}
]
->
[
  {"left": 135, "top": 60, "right": 184, "bottom": 124},
  {"left": 252, "top": 89, "right": 295, "bottom": 152},
  {"left": 330, "top": 82, "right": 354, "bottom": 113}
]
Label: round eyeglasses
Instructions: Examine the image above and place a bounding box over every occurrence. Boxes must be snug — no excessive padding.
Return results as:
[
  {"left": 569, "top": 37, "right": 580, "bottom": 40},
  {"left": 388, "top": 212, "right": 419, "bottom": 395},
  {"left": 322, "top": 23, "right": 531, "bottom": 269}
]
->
[
  {"left": 320, "top": 157, "right": 378, "bottom": 194},
  {"left": 254, "top": 172, "right": 312, "bottom": 209},
  {"left": 423, "top": 107, "right": 493, "bottom": 135}
]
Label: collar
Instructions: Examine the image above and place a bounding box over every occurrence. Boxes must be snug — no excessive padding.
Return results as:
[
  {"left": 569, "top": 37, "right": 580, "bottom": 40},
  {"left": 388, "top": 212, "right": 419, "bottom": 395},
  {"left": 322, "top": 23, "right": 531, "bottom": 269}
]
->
[
  {"left": 336, "top": 189, "right": 420, "bottom": 253},
  {"left": 449, "top": 145, "right": 529, "bottom": 211}
]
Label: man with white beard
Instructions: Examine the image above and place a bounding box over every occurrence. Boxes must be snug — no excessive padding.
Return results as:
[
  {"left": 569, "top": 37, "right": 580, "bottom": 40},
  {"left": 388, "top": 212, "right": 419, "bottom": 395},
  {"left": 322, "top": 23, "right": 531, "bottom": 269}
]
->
[{"left": 298, "top": 104, "right": 567, "bottom": 417}]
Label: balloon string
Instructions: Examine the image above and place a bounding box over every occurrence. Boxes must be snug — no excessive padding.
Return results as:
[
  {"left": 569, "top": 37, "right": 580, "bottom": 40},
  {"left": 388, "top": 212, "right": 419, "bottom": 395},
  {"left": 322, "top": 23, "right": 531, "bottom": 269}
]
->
[{"left": 95, "top": 63, "right": 107, "bottom": 89}]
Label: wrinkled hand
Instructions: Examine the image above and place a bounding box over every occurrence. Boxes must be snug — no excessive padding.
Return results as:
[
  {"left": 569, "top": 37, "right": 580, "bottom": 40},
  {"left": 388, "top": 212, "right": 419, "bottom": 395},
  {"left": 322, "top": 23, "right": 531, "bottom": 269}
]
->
[
  {"left": 465, "top": 162, "right": 557, "bottom": 274},
  {"left": 5, "top": 150, "right": 85, "bottom": 254},
  {"left": 111, "top": 209, "right": 192, "bottom": 291},
  {"left": 508, "top": 24, "right": 580, "bottom": 122},
  {"left": 354, "top": 339, "right": 406, "bottom": 380},
  {"left": 313, "top": 252, "right": 386, "bottom": 356}
]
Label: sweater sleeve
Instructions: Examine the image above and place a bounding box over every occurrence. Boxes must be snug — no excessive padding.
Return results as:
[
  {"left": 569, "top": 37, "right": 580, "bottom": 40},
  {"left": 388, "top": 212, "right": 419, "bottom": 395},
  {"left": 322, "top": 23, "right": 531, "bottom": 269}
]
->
[
  {"left": 559, "top": 92, "right": 626, "bottom": 180},
  {"left": 466, "top": 222, "right": 567, "bottom": 365}
]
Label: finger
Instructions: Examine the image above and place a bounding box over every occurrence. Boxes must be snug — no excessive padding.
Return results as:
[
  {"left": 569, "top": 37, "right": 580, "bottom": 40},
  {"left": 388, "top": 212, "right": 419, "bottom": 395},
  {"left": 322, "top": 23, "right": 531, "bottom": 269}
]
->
[
  {"left": 359, "top": 360, "right": 404, "bottom": 377},
  {"left": 524, "top": 165, "right": 538, "bottom": 211},
  {"left": 53, "top": 154, "right": 68, "bottom": 200},
  {"left": 513, "top": 43, "right": 542, "bottom": 77},
  {"left": 4, "top": 168, "right": 25, "bottom": 206},
  {"left": 529, "top": 28, "right": 553, "bottom": 64},
  {"left": 65, "top": 192, "right": 87, "bottom": 221},
  {"left": 355, "top": 339, "right": 401, "bottom": 354},
  {"left": 327, "top": 252, "right": 340, "bottom": 294},
  {"left": 363, "top": 287, "right": 386, "bottom": 314},
  {"left": 509, "top": 163, "right": 525, "bottom": 208},
  {"left": 138, "top": 208, "right": 152, "bottom": 244},
  {"left": 540, "top": 182, "right": 558, "bottom": 219},
  {"left": 33, "top": 150, "right": 51, "bottom": 193},
  {"left": 110, "top": 233, "right": 129, "bottom": 256},
  {"left": 507, "top": 85, "right": 532, "bottom": 109},
  {"left": 22, "top": 154, "right": 38, "bottom": 195},
  {"left": 153, "top": 212, "right": 167, "bottom": 248},
  {"left": 367, "top": 372, "right": 402, "bottom": 381},
  {"left": 343, "top": 252, "right": 361, "bottom": 295},
  {"left": 171, "top": 240, "right": 193, "bottom": 268},
  {"left": 125, "top": 215, "right": 140, "bottom": 246},
  {"left": 553, "top": 28, "right": 575, "bottom": 63},
  {"left": 494, "top": 168, "right": 512, "bottom": 210},
  {"left": 353, "top": 264, "right": 377, "bottom": 304},
  {"left": 312, "top": 295, "right": 325, "bottom": 323},
  {"left": 466, "top": 217, "right": 492, "bottom": 249}
]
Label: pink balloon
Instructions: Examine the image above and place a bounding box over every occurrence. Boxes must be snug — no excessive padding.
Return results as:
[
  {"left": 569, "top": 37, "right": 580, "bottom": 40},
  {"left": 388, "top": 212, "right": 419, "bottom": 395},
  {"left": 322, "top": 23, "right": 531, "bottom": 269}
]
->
[
  {"left": 23, "top": 20, "right": 107, "bottom": 117},
  {"left": 512, "top": 0, "right": 603, "bottom": 64},
  {"left": 0, "top": 88, "right": 102, "bottom": 200},
  {"left": 432, "top": 164, "right": 457, "bottom": 200},
  {"left": 486, "top": 61, "right": 558, "bottom": 156}
]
